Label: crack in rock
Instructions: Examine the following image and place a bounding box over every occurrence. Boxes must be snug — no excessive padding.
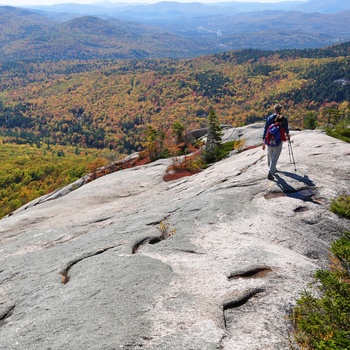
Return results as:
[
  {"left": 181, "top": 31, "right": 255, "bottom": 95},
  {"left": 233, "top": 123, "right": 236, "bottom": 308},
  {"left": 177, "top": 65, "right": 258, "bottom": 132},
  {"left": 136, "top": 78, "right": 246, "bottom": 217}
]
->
[
  {"left": 221, "top": 180, "right": 260, "bottom": 189},
  {"left": 146, "top": 215, "right": 171, "bottom": 227},
  {"left": 227, "top": 266, "right": 273, "bottom": 279},
  {"left": 146, "top": 220, "right": 164, "bottom": 226},
  {"left": 223, "top": 288, "right": 265, "bottom": 310},
  {"left": 60, "top": 246, "right": 116, "bottom": 284},
  {"left": 132, "top": 236, "right": 162, "bottom": 254},
  {"left": 175, "top": 249, "right": 203, "bottom": 254},
  {"left": 294, "top": 206, "right": 309, "bottom": 213},
  {"left": 305, "top": 251, "right": 319, "bottom": 259},
  {"left": 0, "top": 304, "right": 15, "bottom": 326},
  {"left": 223, "top": 288, "right": 265, "bottom": 329},
  {"left": 240, "top": 155, "right": 265, "bottom": 173},
  {"left": 0, "top": 272, "right": 20, "bottom": 284},
  {"left": 88, "top": 216, "right": 114, "bottom": 224}
]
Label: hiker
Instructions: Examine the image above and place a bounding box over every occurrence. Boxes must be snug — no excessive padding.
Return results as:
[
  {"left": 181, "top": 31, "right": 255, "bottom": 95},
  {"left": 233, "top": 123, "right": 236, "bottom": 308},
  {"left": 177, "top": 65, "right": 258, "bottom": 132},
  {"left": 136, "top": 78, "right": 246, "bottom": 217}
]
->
[{"left": 262, "top": 104, "right": 290, "bottom": 180}]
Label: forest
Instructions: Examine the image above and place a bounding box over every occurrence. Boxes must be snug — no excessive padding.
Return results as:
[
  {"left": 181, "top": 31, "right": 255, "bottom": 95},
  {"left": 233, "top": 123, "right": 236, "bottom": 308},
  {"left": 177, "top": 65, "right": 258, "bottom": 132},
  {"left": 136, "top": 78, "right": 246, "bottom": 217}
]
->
[
  {"left": 0, "top": 139, "right": 108, "bottom": 218},
  {"left": 0, "top": 42, "right": 349, "bottom": 218}
]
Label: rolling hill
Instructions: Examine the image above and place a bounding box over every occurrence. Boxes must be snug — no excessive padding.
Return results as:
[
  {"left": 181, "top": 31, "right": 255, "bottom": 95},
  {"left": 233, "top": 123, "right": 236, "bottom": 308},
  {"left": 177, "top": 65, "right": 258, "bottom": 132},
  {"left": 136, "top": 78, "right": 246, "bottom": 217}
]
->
[
  {"left": 0, "top": 7, "right": 211, "bottom": 60},
  {"left": 1, "top": 2, "right": 350, "bottom": 61}
]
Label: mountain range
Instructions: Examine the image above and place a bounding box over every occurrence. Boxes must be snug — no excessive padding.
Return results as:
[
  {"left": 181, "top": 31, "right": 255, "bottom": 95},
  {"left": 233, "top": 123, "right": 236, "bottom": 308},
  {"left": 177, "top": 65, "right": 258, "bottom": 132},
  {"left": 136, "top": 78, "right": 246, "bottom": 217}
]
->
[
  {"left": 27, "top": 0, "right": 350, "bottom": 16},
  {"left": 1, "top": 0, "right": 350, "bottom": 60}
]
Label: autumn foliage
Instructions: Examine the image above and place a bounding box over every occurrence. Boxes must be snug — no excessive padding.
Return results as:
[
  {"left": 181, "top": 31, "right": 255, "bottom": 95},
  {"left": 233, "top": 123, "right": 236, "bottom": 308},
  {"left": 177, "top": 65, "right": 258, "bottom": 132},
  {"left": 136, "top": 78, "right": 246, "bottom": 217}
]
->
[
  {"left": 0, "top": 45, "right": 349, "bottom": 157},
  {"left": 0, "top": 45, "right": 349, "bottom": 218}
]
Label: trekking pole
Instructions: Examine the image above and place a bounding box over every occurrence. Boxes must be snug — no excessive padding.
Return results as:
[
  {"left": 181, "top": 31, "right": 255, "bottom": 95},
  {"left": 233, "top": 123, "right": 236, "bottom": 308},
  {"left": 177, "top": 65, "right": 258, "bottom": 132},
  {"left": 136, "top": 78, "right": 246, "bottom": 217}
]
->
[{"left": 287, "top": 139, "right": 297, "bottom": 172}]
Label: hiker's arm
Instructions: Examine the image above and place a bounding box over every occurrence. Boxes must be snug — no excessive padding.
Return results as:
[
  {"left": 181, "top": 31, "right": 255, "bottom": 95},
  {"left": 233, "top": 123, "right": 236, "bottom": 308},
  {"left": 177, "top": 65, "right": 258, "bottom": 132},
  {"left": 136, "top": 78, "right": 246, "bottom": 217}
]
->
[
  {"left": 262, "top": 121, "right": 269, "bottom": 150},
  {"left": 262, "top": 116, "right": 270, "bottom": 139},
  {"left": 262, "top": 133, "right": 266, "bottom": 150},
  {"left": 262, "top": 115, "right": 272, "bottom": 139}
]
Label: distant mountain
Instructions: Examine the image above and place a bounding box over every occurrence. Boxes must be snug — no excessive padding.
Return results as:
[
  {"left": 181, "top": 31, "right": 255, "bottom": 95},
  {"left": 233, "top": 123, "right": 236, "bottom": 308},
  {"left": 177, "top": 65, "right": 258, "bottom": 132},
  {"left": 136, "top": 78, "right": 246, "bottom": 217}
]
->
[
  {"left": 0, "top": 6, "right": 212, "bottom": 60},
  {"left": 109, "top": 7, "right": 350, "bottom": 51},
  {"left": 212, "top": 0, "right": 350, "bottom": 13},
  {"left": 0, "top": 6, "right": 54, "bottom": 43},
  {"left": 1, "top": 1, "right": 350, "bottom": 61},
  {"left": 215, "top": 10, "right": 350, "bottom": 50},
  {"left": 290, "top": 0, "right": 350, "bottom": 14},
  {"left": 59, "top": 15, "right": 128, "bottom": 35},
  {"left": 26, "top": 0, "right": 350, "bottom": 17}
]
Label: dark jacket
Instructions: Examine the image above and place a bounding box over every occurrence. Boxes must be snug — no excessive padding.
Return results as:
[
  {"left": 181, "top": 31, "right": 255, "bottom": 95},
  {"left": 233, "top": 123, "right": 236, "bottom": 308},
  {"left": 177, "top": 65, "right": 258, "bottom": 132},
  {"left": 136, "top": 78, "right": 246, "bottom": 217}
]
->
[{"left": 262, "top": 114, "right": 289, "bottom": 140}]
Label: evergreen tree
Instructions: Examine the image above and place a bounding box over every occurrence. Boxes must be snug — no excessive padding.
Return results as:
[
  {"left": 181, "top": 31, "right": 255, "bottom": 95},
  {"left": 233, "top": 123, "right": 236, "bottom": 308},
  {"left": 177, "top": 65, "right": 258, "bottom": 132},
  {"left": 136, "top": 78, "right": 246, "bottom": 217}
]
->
[
  {"left": 204, "top": 109, "right": 223, "bottom": 163},
  {"left": 304, "top": 112, "right": 317, "bottom": 130},
  {"left": 172, "top": 121, "right": 185, "bottom": 145},
  {"left": 144, "top": 126, "right": 168, "bottom": 161}
]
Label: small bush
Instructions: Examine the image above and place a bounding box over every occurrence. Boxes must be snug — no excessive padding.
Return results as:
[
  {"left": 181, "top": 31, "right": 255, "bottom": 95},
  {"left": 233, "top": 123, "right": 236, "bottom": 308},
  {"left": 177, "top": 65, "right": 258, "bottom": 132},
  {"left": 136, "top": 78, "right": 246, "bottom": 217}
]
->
[
  {"left": 203, "top": 139, "right": 245, "bottom": 164},
  {"left": 173, "top": 153, "right": 204, "bottom": 173},
  {"left": 326, "top": 121, "right": 350, "bottom": 143},
  {"left": 86, "top": 158, "right": 109, "bottom": 173},
  {"left": 157, "top": 219, "right": 176, "bottom": 240},
  {"left": 163, "top": 153, "right": 204, "bottom": 182},
  {"left": 331, "top": 196, "right": 350, "bottom": 220},
  {"left": 291, "top": 232, "right": 350, "bottom": 349},
  {"left": 216, "top": 141, "right": 236, "bottom": 159}
]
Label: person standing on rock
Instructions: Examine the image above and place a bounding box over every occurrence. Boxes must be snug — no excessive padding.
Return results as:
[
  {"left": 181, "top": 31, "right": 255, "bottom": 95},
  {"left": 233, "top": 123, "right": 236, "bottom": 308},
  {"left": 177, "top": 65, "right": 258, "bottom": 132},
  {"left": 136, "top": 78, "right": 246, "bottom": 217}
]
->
[{"left": 262, "top": 104, "right": 290, "bottom": 180}]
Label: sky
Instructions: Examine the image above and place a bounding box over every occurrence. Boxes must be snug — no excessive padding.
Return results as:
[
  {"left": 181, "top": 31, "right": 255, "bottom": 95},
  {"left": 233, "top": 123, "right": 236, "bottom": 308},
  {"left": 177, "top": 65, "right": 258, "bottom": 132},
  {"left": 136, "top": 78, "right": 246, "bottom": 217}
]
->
[{"left": 0, "top": 0, "right": 307, "bottom": 7}]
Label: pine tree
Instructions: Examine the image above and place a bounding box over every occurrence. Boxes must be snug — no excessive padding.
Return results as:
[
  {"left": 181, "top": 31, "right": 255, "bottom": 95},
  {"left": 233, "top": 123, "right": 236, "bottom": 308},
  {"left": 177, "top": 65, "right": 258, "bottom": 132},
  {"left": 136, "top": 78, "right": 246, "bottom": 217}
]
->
[
  {"left": 204, "top": 109, "right": 223, "bottom": 163},
  {"left": 304, "top": 112, "right": 317, "bottom": 130}
]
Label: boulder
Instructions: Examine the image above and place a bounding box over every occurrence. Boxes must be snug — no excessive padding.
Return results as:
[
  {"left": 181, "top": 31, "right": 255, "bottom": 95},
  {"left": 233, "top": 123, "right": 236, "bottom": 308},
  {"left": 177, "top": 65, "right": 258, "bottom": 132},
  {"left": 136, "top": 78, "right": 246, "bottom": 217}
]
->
[{"left": 0, "top": 124, "right": 349, "bottom": 349}]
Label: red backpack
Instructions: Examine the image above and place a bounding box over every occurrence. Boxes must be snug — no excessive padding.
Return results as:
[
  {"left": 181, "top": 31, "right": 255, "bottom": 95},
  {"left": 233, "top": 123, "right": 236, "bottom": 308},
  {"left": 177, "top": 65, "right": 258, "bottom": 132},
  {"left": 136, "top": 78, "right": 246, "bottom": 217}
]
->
[{"left": 265, "top": 123, "right": 282, "bottom": 147}]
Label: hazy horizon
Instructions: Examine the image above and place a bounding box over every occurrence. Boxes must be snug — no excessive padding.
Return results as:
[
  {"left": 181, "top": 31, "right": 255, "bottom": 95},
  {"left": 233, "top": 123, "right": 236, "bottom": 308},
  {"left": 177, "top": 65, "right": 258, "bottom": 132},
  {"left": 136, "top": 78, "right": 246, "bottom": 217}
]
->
[{"left": 0, "top": 0, "right": 307, "bottom": 7}]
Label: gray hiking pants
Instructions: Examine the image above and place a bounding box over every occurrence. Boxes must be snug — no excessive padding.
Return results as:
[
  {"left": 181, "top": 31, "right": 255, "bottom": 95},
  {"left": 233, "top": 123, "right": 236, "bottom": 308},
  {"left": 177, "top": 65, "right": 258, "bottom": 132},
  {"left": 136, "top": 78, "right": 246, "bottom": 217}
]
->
[{"left": 267, "top": 143, "right": 283, "bottom": 174}]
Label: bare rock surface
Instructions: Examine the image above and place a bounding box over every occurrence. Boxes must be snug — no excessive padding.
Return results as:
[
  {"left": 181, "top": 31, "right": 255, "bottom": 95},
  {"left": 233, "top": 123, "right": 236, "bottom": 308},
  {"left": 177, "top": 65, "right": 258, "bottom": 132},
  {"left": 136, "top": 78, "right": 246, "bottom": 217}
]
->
[{"left": 1, "top": 123, "right": 349, "bottom": 350}]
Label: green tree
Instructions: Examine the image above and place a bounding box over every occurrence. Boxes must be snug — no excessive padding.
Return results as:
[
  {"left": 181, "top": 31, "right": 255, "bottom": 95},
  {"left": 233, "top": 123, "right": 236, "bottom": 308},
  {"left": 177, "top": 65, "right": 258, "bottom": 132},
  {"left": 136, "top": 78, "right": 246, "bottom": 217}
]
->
[
  {"left": 171, "top": 121, "right": 188, "bottom": 155},
  {"left": 204, "top": 109, "right": 223, "bottom": 163},
  {"left": 143, "top": 126, "right": 168, "bottom": 161},
  {"left": 304, "top": 112, "right": 317, "bottom": 130},
  {"left": 172, "top": 121, "right": 185, "bottom": 145}
]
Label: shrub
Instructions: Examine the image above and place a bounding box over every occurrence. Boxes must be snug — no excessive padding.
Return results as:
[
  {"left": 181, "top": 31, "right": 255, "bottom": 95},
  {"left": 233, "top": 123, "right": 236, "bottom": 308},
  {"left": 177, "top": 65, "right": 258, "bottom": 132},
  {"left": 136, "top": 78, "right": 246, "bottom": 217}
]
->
[
  {"left": 204, "top": 139, "right": 245, "bottom": 163},
  {"left": 326, "top": 120, "right": 350, "bottom": 143},
  {"left": 172, "top": 153, "right": 204, "bottom": 173},
  {"left": 157, "top": 219, "right": 176, "bottom": 240},
  {"left": 86, "top": 158, "right": 109, "bottom": 174},
  {"left": 331, "top": 196, "right": 350, "bottom": 220},
  {"left": 291, "top": 232, "right": 350, "bottom": 349},
  {"left": 163, "top": 152, "right": 204, "bottom": 182},
  {"left": 291, "top": 194, "right": 350, "bottom": 349}
]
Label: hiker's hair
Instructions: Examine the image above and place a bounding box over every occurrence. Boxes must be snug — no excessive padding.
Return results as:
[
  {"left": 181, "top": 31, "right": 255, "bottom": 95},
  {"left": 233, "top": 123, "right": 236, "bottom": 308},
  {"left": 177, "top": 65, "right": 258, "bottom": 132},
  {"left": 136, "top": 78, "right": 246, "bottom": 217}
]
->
[
  {"left": 274, "top": 104, "right": 282, "bottom": 112},
  {"left": 275, "top": 114, "right": 285, "bottom": 123}
]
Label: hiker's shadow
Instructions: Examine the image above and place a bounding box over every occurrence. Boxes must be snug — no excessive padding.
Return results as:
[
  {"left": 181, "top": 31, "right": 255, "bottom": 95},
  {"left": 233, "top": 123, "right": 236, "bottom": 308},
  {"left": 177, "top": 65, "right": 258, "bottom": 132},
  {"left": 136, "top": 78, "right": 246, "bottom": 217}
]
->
[{"left": 274, "top": 171, "right": 316, "bottom": 193}]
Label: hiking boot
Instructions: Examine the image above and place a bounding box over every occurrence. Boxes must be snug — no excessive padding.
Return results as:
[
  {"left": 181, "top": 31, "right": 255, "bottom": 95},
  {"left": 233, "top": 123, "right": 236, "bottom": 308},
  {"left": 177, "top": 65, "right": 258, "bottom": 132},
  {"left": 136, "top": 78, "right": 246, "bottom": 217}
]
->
[{"left": 267, "top": 172, "right": 274, "bottom": 180}]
